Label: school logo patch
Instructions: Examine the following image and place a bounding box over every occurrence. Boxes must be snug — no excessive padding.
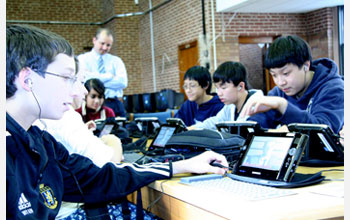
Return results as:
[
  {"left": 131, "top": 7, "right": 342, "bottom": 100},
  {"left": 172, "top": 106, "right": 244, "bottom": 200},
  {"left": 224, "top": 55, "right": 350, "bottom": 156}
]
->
[{"left": 39, "top": 184, "right": 58, "bottom": 209}]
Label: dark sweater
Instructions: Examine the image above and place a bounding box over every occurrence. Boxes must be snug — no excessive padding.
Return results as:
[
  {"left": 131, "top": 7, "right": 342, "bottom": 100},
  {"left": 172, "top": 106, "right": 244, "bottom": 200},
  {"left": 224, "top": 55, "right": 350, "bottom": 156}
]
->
[
  {"left": 248, "top": 58, "right": 344, "bottom": 133},
  {"left": 174, "top": 95, "right": 224, "bottom": 126},
  {"left": 6, "top": 113, "right": 172, "bottom": 219}
]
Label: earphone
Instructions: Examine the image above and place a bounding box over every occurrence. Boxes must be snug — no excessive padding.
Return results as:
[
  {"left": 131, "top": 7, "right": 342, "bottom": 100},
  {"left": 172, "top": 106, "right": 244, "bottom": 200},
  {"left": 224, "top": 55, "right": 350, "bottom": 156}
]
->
[
  {"left": 25, "top": 78, "right": 33, "bottom": 88},
  {"left": 238, "top": 86, "right": 242, "bottom": 91},
  {"left": 26, "top": 77, "right": 43, "bottom": 120},
  {"left": 304, "top": 65, "right": 308, "bottom": 72}
]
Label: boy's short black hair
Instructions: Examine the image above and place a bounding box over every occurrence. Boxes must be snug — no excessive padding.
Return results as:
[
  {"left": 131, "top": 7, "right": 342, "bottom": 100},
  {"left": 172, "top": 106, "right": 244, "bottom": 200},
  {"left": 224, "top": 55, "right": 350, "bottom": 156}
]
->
[
  {"left": 184, "top": 66, "right": 212, "bottom": 94},
  {"left": 213, "top": 61, "right": 248, "bottom": 88},
  {"left": 264, "top": 35, "right": 312, "bottom": 69},
  {"left": 85, "top": 78, "right": 105, "bottom": 99},
  {"left": 6, "top": 24, "right": 74, "bottom": 98}
]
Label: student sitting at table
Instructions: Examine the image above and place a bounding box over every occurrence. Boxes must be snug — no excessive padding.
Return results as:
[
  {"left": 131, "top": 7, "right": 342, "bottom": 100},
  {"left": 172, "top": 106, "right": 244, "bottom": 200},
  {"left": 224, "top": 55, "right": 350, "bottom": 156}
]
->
[
  {"left": 34, "top": 58, "right": 124, "bottom": 219},
  {"left": 76, "top": 78, "right": 115, "bottom": 123},
  {"left": 240, "top": 35, "right": 344, "bottom": 133},
  {"left": 35, "top": 58, "right": 123, "bottom": 167},
  {"left": 174, "top": 65, "right": 224, "bottom": 126},
  {"left": 6, "top": 24, "right": 228, "bottom": 220},
  {"left": 189, "top": 61, "right": 263, "bottom": 130}
]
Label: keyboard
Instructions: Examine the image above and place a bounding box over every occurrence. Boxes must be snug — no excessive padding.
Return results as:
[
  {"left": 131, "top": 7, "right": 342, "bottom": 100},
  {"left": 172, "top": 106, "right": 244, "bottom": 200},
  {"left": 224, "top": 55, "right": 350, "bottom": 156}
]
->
[{"left": 180, "top": 174, "right": 296, "bottom": 201}]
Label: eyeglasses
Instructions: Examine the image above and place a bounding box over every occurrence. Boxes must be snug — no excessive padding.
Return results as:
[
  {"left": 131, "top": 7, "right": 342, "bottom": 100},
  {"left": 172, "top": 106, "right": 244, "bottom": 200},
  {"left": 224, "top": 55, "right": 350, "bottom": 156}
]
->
[
  {"left": 183, "top": 84, "right": 199, "bottom": 90},
  {"left": 45, "top": 71, "right": 78, "bottom": 86}
]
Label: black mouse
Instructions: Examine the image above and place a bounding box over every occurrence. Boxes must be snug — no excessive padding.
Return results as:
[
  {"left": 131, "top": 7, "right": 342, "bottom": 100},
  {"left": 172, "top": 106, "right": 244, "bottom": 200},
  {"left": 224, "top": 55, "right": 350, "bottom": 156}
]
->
[{"left": 210, "top": 161, "right": 229, "bottom": 169}]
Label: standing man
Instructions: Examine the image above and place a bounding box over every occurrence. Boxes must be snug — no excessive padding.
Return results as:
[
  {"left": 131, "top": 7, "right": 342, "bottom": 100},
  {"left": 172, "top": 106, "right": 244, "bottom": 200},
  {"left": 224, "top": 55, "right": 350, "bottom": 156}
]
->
[{"left": 78, "top": 28, "right": 127, "bottom": 117}]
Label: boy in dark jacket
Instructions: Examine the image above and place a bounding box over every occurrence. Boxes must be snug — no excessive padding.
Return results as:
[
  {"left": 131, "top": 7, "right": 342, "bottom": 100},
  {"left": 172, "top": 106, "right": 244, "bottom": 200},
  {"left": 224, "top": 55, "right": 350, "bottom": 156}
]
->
[
  {"left": 6, "top": 24, "right": 228, "bottom": 220},
  {"left": 241, "top": 35, "right": 344, "bottom": 133},
  {"left": 174, "top": 65, "right": 224, "bottom": 126}
]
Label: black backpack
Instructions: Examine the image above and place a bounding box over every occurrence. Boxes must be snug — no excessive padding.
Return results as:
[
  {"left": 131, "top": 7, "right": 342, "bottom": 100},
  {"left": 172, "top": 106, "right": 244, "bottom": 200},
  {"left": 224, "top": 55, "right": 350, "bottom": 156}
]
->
[{"left": 164, "top": 129, "right": 245, "bottom": 165}]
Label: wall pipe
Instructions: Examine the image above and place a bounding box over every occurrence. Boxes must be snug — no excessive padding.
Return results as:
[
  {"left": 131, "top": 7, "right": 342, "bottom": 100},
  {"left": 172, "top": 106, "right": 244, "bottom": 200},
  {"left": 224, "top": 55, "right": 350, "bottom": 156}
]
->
[
  {"left": 149, "top": 0, "right": 157, "bottom": 92},
  {"left": 7, "top": 0, "right": 172, "bottom": 25},
  {"left": 211, "top": 0, "right": 217, "bottom": 70}
]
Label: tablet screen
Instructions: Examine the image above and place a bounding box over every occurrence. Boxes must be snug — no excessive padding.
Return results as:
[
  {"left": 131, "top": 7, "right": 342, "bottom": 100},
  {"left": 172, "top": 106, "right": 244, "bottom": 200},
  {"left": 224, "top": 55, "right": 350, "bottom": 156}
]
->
[
  {"left": 99, "top": 124, "right": 114, "bottom": 138},
  {"left": 152, "top": 126, "right": 176, "bottom": 147},
  {"left": 241, "top": 136, "right": 293, "bottom": 171}
]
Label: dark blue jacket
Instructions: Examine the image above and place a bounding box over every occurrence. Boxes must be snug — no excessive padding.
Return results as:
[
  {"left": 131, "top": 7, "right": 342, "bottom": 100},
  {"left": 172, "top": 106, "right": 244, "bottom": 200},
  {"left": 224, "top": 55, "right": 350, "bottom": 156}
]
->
[
  {"left": 6, "top": 113, "right": 172, "bottom": 219},
  {"left": 248, "top": 58, "right": 344, "bottom": 133},
  {"left": 174, "top": 95, "right": 224, "bottom": 126}
]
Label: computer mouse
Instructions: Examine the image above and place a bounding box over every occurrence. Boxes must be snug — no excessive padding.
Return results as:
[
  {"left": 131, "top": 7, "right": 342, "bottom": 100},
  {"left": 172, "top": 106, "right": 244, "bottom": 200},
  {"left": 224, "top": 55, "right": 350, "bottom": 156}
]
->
[{"left": 210, "top": 161, "right": 229, "bottom": 169}]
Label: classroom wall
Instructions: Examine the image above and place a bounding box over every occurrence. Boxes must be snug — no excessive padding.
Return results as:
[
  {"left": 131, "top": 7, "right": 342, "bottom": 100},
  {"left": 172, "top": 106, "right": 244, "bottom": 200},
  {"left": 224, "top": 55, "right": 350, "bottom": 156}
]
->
[
  {"left": 6, "top": 0, "right": 339, "bottom": 95},
  {"left": 6, "top": 0, "right": 143, "bottom": 95},
  {"left": 138, "top": 0, "right": 205, "bottom": 93},
  {"left": 239, "top": 44, "right": 264, "bottom": 91},
  {"left": 137, "top": 1, "right": 338, "bottom": 93}
]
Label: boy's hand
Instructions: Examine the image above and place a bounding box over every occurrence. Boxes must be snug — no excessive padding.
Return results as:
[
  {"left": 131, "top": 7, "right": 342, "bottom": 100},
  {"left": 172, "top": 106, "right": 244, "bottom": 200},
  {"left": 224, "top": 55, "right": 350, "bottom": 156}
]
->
[
  {"left": 240, "top": 96, "right": 288, "bottom": 117},
  {"left": 172, "top": 151, "right": 228, "bottom": 175}
]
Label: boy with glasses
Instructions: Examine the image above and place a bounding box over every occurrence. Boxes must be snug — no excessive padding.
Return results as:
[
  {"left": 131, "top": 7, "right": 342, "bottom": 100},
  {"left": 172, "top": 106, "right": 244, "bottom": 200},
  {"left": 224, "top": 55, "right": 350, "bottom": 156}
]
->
[
  {"left": 34, "top": 59, "right": 124, "bottom": 219},
  {"left": 174, "top": 65, "right": 224, "bottom": 126},
  {"left": 6, "top": 24, "right": 228, "bottom": 219}
]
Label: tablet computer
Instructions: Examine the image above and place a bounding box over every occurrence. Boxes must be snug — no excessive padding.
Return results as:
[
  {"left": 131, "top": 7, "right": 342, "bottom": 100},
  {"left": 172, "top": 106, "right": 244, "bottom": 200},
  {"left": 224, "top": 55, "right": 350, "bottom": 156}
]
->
[
  {"left": 135, "top": 117, "right": 161, "bottom": 136},
  {"left": 94, "top": 120, "right": 119, "bottom": 138},
  {"left": 232, "top": 132, "right": 308, "bottom": 182},
  {"left": 148, "top": 124, "right": 178, "bottom": 152},
  {"left": 216, "top": 121, "right": 264, "bottom": 139},
  {"left": 287, "top": 123, "right": 344, "bottom": 163},
  {"left": 166, "top": 118, "right": 187, "bottom": 132},
  {"left": 115, "top": 117, "right": 127, "bottom": 127},
  {"left": 98, "top": 123, "right": 115, "bottom": 138}
]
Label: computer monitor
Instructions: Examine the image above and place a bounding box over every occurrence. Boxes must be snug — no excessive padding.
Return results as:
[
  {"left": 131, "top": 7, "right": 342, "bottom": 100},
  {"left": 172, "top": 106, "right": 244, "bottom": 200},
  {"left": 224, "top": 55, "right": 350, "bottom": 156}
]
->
[
  {"left": 142, "top": 92, "right": 156, "bottom": 112},
  {"left": 122, "top": 95, "right": 133, "bottom": 113},
  {"left": 155, "top": 89, "right": 185, "bottom": 111},
  {"left": 132, "top": 94, "right": 144, "bottom": 113},
  {"left": 174, "top": 92, "right": 185, "bottom": 109}
]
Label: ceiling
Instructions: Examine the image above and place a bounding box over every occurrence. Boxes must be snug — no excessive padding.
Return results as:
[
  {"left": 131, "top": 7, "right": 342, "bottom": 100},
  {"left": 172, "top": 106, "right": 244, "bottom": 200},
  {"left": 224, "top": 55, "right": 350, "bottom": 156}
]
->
[{"left": 216, "top": 0, "right": 344, "bottom": 13}]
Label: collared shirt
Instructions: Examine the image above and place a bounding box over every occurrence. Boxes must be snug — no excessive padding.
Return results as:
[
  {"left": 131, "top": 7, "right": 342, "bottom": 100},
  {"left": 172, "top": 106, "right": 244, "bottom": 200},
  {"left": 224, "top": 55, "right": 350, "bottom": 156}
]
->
[{"left": 78, "top": 49, "right": 128, "bottom": 98}]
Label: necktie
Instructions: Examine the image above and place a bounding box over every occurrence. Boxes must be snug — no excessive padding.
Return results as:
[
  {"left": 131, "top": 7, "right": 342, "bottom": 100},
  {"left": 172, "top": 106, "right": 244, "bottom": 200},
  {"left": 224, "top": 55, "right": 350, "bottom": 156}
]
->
[{"left": 98, "top": 56, "right": 105, "bottom": 73}]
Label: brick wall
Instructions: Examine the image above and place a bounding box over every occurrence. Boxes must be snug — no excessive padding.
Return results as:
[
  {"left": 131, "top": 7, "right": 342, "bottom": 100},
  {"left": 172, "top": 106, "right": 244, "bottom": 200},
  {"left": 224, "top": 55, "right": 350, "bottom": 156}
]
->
[
  {"left": 138, "top": 0, "right": 205, "bottom": 93},
  {"left": 6, "top": 0, "right": 103, "bottom": 56},
  {"left": 137, "top": 1, "right": 338, "bottom": 93},
  {"left": 6, "top": 0, "right": 338, "bottom": 95},
  {"left": 306, "top": 8, "right": 335, "bottom": 59},
  {"left": 239, "top": 44, "right": 264, "bottom": 91},
  {"left": 211, "top": 7, "right": 336, "bottom": 66},
  {"left": 6, "top": 0, "right": 143, "bottom": 95}
]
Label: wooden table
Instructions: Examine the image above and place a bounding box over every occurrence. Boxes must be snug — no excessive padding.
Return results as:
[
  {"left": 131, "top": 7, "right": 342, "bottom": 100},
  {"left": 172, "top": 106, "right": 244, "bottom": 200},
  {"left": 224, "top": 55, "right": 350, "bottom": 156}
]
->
[{"left": 128, "top": 166, "right": 344, "bottom": 220}]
